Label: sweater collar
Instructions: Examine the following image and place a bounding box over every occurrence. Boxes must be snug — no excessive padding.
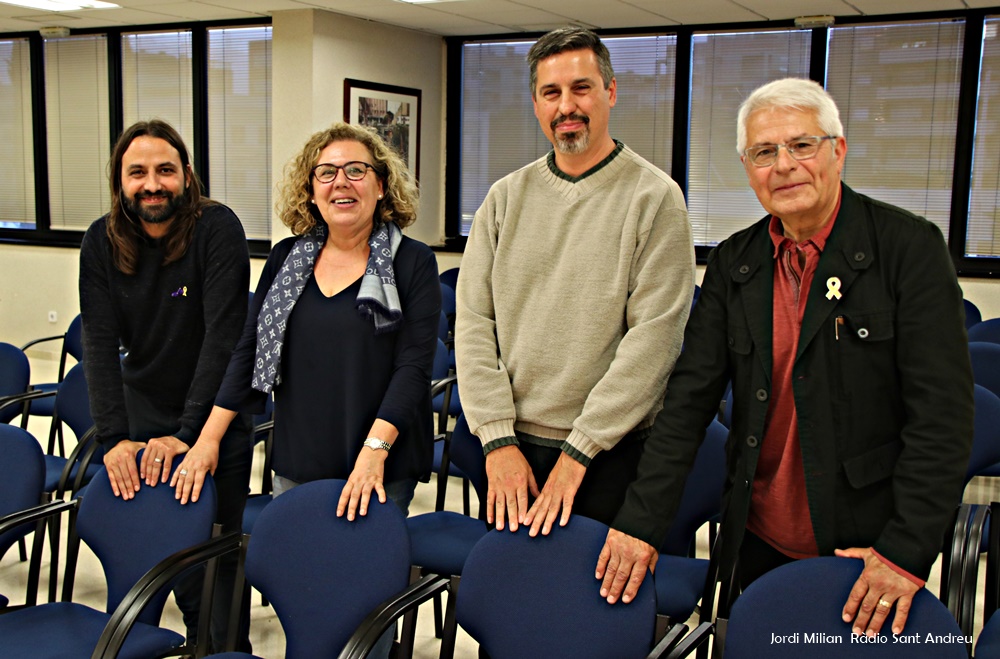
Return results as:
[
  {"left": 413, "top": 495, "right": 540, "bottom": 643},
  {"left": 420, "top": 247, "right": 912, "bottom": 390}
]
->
[{"left": 546, "top": 140, "right": 625, "bottom": 183}]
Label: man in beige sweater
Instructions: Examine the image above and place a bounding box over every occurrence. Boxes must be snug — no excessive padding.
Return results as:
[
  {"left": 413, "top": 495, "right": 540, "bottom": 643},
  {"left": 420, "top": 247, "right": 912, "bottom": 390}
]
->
[{"left": 455, "top": 26, "right": 695, "bottom": 537}]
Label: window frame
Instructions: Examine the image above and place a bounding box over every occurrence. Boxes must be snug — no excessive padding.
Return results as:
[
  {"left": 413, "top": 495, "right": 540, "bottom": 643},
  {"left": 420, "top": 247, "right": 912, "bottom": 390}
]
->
[{"left": 0, "top": 17, "right": 272, "bottom": 257}]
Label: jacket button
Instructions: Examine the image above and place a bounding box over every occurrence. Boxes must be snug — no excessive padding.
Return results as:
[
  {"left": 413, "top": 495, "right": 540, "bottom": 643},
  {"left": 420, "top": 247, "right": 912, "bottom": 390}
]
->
[
  {"left": 755, "top": 388, "right": 768, "bottom": 401},
  {"left": 728, "top": 337, "right": 735, "bottom": 347},
  {"left": 857, "top": 328, "right": 869, "bottom": 339},
  {"left": 746, "top": 435, "right": 759, "bottom": 448},
  {"left": 854, "top": 251, "right": 865, "bottom": 262},
  {"left": 739, "top": 265, "right": 750, "bottom": 274}
]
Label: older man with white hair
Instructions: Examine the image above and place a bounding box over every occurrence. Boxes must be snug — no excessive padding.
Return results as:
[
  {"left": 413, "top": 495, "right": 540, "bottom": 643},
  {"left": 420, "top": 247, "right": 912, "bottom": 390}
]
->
[{"left": 597, "top": 77, "right": 973, "bottom": 638}]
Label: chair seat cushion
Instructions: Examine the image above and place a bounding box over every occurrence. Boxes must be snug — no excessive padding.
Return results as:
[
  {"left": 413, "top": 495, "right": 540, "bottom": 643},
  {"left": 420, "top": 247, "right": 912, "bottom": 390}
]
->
[
  {"left": 204, "top": 654, "right": 263, "bottom": 658},
  {"left": 0, "top": 601, "right": 184, "bottom": 659},
  {"left": 43, "top": 455, "right": 102, "bottom": 492},
  {"left": 242, "top": 494, "right": 273, "bottom": 535},
  {"left": 978, "top": 611, "right": 1000, "bottom": 657},
  {"left": 407, "top": 512, "right": 488, "bottom": 575},
  {"left": 653, "top": 555, "right": 709, "bottom": 621}
]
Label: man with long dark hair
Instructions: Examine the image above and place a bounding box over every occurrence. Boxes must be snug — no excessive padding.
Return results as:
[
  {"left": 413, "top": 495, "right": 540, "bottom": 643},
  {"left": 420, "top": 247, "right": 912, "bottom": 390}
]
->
[{"left": 79, "top": 119, "right": 252, "bottom": 653}]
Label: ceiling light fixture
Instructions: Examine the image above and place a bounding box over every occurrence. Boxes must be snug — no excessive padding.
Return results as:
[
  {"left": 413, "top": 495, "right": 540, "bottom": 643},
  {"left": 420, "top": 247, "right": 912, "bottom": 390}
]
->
[{"left": 0, "top": 0, "right": 119, "bottom": 11}]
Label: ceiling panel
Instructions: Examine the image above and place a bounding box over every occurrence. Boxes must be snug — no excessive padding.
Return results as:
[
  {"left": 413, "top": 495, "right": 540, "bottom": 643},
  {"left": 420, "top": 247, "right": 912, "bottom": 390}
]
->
[
  {"left": 627, "top": 0, "right": 768, "bottom": 25},
  {"left": 0, "top": 0, "right": 977, "bottom": 35}
]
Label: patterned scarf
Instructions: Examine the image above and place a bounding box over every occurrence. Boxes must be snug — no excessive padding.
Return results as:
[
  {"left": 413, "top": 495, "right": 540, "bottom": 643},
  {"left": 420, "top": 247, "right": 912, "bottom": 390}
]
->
[{"left": 251, "top": 221, "right": 403, "bottom": 394}]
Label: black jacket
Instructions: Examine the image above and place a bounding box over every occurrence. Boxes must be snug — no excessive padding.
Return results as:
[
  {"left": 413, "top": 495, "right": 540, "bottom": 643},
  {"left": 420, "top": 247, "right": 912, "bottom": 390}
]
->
[{"left": 612, "top": 184, "right": 974, "bottom": 580}]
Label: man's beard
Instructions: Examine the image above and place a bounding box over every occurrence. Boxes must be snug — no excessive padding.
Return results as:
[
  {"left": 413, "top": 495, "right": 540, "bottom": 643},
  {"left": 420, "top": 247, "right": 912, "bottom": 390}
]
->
[
  {"left": 551, "top": 112, "right": 590, "bottom": 155},
  {"left": 123, "top": 189, "right": 186, "bottom": 224}
]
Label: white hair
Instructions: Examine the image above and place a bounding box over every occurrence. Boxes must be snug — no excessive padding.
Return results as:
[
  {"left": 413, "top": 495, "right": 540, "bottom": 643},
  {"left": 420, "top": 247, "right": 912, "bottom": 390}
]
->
[{"left": 736, "top": 78, "right": 844, "bottom": 154}]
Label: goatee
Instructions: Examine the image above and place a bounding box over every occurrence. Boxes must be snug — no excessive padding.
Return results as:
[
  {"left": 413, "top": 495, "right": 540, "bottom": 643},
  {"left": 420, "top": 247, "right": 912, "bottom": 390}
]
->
[{"left": 550, "top": 112, "right": 590, "bottom": 155}]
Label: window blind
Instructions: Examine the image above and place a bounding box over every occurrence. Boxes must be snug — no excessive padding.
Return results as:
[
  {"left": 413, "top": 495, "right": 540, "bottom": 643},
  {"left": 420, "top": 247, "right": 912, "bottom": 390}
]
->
[
  {"left": 827, "top": 20, "right": 964, "bottom": 239},
  {"left": 45, "top": 34, "right": 110, "bottom": 231},
  {"left": 687, "top": 29, "right": 811, "bottom": 246},
  {"left": 121, "top": 30, "right": 194, "bottom": 148},
  {"left": 967, "top": 17, "right": 1000, "bottom": 258},
  {"left": 207, "top": 26, "right": 272, "bottom": 240},
  {"left": 0, "top": 38, "right": 34, "bottom": 229}
]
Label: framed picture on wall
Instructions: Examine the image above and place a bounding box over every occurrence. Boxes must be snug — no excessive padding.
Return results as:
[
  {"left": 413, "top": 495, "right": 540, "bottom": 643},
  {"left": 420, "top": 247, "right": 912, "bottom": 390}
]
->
[{"left": 344, "top": 78, "right": 422, "bottom": 181}]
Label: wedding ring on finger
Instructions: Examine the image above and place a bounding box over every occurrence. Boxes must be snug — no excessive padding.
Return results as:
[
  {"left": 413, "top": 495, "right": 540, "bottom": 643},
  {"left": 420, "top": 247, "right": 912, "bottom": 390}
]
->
[
  {"left": 179, "top": 469, "right": 188, "bottom": 476},
  {"left": 877, "top": 598, "right": 891, "bottom": 609},
  {"left": 153, "top": 458, "right": 162, "bottom": 463}
]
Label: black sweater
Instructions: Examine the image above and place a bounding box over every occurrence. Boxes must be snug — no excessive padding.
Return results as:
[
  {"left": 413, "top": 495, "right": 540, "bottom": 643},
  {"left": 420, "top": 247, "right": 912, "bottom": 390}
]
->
[
  {"left": 79, "top": 204, "right": 250, "bottom": 445},
  {"left": 215, "top": 234, "right": 440, "bottom": 483}
]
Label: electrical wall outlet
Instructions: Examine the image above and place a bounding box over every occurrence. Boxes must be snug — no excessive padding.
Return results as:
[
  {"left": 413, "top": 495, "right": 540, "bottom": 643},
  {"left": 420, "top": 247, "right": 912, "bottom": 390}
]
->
[{"left": 48, "top": 311, "right": 58, "bottom": 323}]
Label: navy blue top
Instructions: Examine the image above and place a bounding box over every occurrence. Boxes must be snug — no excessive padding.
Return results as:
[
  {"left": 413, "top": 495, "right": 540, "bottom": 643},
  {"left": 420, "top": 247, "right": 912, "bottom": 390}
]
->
[{"left": 216, "top": 234, "right": 440, "bottom": 483}]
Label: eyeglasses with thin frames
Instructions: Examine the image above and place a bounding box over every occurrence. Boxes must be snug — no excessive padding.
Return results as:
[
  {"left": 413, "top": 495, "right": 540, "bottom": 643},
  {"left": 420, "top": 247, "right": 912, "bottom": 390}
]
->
[
  {"left": 311, "top": 161, "right": 376, "bottom": 183},
  {"left": 743, "top": 136, "right": 837, "bottom": 168}
]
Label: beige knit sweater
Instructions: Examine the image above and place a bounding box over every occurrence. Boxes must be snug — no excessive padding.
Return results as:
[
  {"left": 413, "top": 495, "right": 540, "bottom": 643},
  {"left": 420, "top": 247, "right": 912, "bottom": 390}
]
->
[{"left": 455, "top": 144, "right": 695, "bottom": 463}]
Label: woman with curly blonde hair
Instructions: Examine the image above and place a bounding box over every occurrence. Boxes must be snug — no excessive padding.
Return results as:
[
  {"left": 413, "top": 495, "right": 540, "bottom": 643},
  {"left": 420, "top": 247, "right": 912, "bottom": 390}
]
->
[{"left": 175, "top": 122, "right": 440, "bottom": 530}]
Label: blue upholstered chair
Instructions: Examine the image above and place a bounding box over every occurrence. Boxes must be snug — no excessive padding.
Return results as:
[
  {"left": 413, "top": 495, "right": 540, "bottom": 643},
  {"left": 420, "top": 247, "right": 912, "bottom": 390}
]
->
[
  {"left": 720, "top": 557, "right": 966, "bottom": 658},
  {"left": 964, "top": 299, "right": 983, "bottom": 330},
  {"left": 0, "top": 423, "right": 47, "bottom": 608},
  {"left": 402, "top": 412, "right": 487, "bottom": 658},
  {"left": 205, "top": 479, "right": 447, "bottom": 659},
  {"left": 456, "top": 515, "right": 657, "bottom": 659},
  {"left": 970, "top": 319, "right": 1000, "bottom": 345},
  {"left": 0, "top": 341, "right": 30, "bottom": 425},
  {"left": 0, "top": 453, "right": 219, "bottom": 659},
  {"left": 652, "top": 419, "right": 728, "bottom": 646},
  {"left": 20, "top": 314, "right": 84, "bottom": 455}
]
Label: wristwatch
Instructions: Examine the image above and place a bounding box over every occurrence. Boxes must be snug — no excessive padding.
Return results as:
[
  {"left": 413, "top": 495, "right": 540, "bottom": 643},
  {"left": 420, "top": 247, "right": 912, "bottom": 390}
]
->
[{"left": 363, "top": 437, "right": 392, "bottom": 452}]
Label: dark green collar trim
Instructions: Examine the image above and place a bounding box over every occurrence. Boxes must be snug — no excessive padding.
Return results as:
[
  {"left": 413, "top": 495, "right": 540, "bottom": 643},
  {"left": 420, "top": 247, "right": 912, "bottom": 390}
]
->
[{"left": 546, "top": 139, "right": 625, "bottom": 182}]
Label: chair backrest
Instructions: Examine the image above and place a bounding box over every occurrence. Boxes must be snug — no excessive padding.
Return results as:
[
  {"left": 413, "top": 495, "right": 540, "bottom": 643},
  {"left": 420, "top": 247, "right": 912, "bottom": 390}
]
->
[
  {"left": 0, "top": 424, "right": 46, "bottom": 560},
  {"left": 456, "top": 515, "right": 656, "bottom": 658},
  {"left": 55, "top": 362, "right": 93, "bottom": 441},
  {"left": 0, "top": 342, "right": 30, "bottom": 424},
  {"left": 659, "top": 419, "right": 727, "bottom": 556},
  {"left": 439, "top": 267, "right": 460, "bottom": 292},
  {"left": 965, "top": 385, "right": 1000, "bottom": 483},
  {"left": 970, "top": 342, "right": 1000, "bottom": 400},
  {"left": 449, "top": 414, "right": 487, "bottom": 503},
  {"left": 437, "top": 310, "right": 450, "bottom": 343},
  {"left": 970, "top": 319, "right": 1000, "bottom": 345},
  {"left": 433, "top": 339, "right": 450, "bottom": 381},
  {"left": 64, "top": 314, "right": 84, "bottom": 363},
  {"left": 723, "top": 556, "right": 967, "bottom": 658},
  {"left": 77, "top": 453, "right": 217, "bottom": 625},
  {"left": 440, "top": 282, "right": 456, "bottom": 318},
  {"left": 965, "top": 299, "right": 983, "bottom": 330},
  {"left": 244, "top": 479, "right": 410, "bottom": 659}
]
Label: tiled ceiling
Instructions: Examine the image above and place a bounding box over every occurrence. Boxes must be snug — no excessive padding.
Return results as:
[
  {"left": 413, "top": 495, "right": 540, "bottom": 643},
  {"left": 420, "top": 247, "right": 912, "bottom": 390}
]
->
[{"left": 0, "top": 0, "right": 985, "bottom": 36}]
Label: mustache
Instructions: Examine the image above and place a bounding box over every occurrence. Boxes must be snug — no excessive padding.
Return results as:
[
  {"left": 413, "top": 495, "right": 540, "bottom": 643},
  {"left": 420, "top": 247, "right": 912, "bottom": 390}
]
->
[
  {"left": 133, "top": 190, "right": 174, "bottom": 200},
  {"left": 550, "top": 113, "right": 589, "bottom": 132}
]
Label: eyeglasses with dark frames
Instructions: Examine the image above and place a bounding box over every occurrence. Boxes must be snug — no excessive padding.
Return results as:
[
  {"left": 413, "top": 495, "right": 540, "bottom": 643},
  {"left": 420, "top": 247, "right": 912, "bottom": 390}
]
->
[{"left": 311, "top": 161, "right": 376, "bottom": 183}]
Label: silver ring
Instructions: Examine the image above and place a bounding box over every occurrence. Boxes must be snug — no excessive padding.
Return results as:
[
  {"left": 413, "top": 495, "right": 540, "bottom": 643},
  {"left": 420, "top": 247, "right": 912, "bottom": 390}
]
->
[
  {"left": 153, "top": 458, "right": 162, "bottom": 463},
  {"left": 179, "top": 469, "right": 188, "bottom": 476},
  {"left": 877, "top": 598, "right": 891, "bottom": 609}
]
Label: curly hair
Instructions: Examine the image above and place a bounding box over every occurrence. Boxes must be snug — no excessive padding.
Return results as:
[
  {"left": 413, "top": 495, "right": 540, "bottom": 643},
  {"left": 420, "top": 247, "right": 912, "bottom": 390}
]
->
[{"left": 277, "top": 122, "right": 419, "bottom": 236}]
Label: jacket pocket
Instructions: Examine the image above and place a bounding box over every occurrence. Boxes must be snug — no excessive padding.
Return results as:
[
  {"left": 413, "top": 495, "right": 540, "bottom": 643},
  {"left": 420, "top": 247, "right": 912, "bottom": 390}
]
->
[{"left": 842, "top": 440, "right": 902, "bottom": 489}]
